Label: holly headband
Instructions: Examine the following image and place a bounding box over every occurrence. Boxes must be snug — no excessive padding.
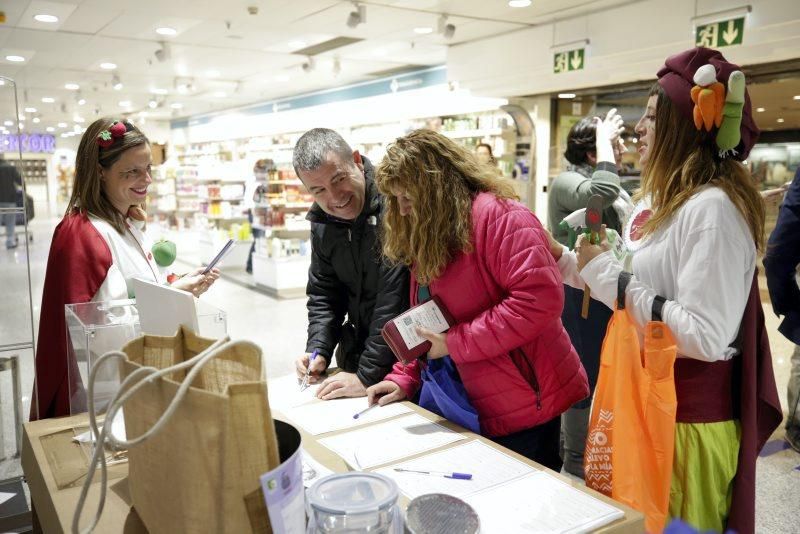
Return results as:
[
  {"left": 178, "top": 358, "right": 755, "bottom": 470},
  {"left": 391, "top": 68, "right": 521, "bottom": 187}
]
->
[
  {"left": 96, "top": 120, "right": 134, "bottom": 149},
  {"left": 690, "top": 65, "right": 745, "bottom": 159}
]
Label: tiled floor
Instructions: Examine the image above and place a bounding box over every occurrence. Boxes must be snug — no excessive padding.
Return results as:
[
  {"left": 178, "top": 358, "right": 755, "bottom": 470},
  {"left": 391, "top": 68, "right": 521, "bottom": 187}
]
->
[{"left": 1, "top": 215, "right": 798, "bottom": 531}]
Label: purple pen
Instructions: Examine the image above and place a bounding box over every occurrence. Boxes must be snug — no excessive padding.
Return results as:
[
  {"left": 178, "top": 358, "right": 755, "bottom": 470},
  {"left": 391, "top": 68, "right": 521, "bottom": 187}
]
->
[{"left": 393, "top": 468, "right": 473, "bottom": 480}]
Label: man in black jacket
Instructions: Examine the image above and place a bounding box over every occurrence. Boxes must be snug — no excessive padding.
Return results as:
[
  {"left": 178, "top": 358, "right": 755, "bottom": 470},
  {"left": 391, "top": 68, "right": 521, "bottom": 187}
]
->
[
  {"left": 0, "top": 155, "right": 22, "bottom": 249},
  {"left": 293, "top": 128, "right": 409, "bottom": 399}
]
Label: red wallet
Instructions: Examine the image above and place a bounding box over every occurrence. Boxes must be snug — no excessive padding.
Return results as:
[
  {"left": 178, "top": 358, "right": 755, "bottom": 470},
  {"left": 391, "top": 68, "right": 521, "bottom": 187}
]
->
[{"left": 381, "top": 295, "right": 455, "bottom": 364}]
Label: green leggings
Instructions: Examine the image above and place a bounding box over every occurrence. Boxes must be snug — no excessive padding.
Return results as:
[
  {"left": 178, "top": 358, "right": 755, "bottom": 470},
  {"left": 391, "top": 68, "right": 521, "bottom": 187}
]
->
[{"left": 669, "top": 420, "right": 741, "bottom": 532}]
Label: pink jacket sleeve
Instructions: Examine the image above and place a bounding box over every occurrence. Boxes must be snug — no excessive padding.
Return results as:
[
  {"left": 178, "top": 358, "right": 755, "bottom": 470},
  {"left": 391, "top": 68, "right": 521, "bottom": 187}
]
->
[
  {"left": 446, "top": 208, "right": 565, "bottom": 365},
  {"left": 385, "top": 359, "right": 422, "bottom": 400}
]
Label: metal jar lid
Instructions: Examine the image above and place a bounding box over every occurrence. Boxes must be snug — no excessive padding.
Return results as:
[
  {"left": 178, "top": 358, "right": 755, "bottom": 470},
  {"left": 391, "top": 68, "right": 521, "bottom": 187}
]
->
[{"left": 404, "top": 493, "right": 480, "bottom": 534}]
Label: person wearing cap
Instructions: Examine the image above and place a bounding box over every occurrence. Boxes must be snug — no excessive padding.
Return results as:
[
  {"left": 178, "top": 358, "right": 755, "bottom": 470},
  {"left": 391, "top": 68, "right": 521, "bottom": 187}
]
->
[
  {"left": 551, "top": 47, "right": 781, "bottom": 532},
  {"left": 32, "top": 118, "right": 219, "bottom": 420}
]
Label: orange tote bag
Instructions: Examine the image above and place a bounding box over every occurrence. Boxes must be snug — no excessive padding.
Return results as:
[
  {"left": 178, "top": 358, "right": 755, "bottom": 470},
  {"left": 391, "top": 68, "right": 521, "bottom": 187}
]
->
[{"left": 584, "top": 272, "right": 678, "bottom": 533}]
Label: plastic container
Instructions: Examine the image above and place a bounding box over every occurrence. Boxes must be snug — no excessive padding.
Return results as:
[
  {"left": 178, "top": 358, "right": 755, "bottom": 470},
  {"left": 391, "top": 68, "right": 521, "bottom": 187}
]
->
[{"left": 307, "top": 473, "right": 401, "bottom": 533}]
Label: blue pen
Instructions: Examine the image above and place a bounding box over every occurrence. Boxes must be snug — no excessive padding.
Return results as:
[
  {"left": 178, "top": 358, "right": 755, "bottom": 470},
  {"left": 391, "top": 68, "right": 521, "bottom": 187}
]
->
[
  {"left": 393, "top": 468, "right": 472, "bottom": 480},
  {"left": 300, "top": 349, "right": 319, "bottom": 391}
]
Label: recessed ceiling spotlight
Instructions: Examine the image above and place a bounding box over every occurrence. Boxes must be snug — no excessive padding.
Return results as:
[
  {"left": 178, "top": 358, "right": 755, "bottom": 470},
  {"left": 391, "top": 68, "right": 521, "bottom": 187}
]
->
[
  {"left": 155, "top": 27, "right": 177, "bottom": 36},
  {"left": 6, "top": 55, "right": 25, "bottom": 62},
  {"left": 151, "top": 88, "right": 168, "bottom": 95},
  {"left": 756, "top": 107, "right": 765, "bottom": 112},
  {"left": 78, "top": 98, "right": 86, "bottom": 106},
  {"left": 558, "top": 93, "right": 577, "bottom": 99},
  {"left": 777, "top": 118, "right": 785, "bottom": 123},
  {"left": 41, "top": 97, "right": 55, "bottom": 103},
  {"left": 34, "top": 14, "right": 59, "bottom": 23},
  {"left": 100, "top": 62, "right": 117, "bottom": 70},
  {"left": 46, "top": 126, "right": 55, "bottom": 132},
  {"left": 24, "top": 107, "right": 37, "bottom": 113},
  {"left": 413, "top": 27, "right": 433, "bottom": 35},
  {"left": 3, "top": 121, "right": 12, "bottom": 126},
  {"left": 58, "top": 122, "right": 67, "bottom": 128},
  {"left": 32, "top": 117, "right": 41, "bottom": 123},
  {"left": 170, "top": 102, "right": 183, "bottom": 109},
  {"left": 73, "top": 116, "right": 85, "bottom": 123},
  {"left": 794, "top": 95, "right": 800, "bottom": 101},
  {"left": 65, "top": 83, "right": 80, "bottom": 90},
  {"left": 148, "top": 100, "right": 158, "bottom": 109},
  {"left": 508, "top": 0, "right": 532, "bottom": 7}
]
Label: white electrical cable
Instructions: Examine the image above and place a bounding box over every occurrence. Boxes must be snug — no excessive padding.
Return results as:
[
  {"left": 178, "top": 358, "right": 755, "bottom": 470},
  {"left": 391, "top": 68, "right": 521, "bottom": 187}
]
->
[{"left": 71, "top": 335, "right": 244, "bottom": 534}]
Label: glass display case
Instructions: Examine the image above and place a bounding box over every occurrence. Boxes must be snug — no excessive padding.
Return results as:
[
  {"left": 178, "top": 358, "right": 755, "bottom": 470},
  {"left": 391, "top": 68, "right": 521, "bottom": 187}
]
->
[{"left": 65, "top": 299, "right": 227, "bottom": 417}]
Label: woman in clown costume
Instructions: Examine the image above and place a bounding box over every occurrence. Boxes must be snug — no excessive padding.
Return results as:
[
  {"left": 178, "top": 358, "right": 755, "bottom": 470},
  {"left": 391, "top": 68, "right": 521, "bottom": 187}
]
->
[
  {"left": 32, "top": 118, "right": 219, "bottom": 421},
  {"left": 552, "top": 48, "right": 781, "bottom": 533}
]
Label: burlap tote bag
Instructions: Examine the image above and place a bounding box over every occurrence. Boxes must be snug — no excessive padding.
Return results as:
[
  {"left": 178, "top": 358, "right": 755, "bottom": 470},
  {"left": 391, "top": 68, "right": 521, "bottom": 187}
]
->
[{"left": 71, "top": 326, "right": 281, "bottom": 534}]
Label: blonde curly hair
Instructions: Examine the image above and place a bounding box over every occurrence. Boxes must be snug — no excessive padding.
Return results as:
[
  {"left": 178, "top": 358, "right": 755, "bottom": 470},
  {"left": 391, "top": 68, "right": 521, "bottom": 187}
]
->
[{"left": 375, "top": 129, "right": 518, "bottom": 285}]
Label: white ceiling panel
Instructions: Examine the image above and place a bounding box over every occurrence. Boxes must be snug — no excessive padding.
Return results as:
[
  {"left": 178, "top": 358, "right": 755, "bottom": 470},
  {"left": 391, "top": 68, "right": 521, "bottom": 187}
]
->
[{"left": 16, "top": 1, "right": 78, "bottom": 31}]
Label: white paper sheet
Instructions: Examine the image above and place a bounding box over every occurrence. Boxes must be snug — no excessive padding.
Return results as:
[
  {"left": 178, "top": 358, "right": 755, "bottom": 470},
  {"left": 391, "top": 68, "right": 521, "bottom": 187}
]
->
[
  {"left": 282, "top": 396, "right": 411, "bottom": 435},
  {"left": 0, "top": 492, "right": 14, "bottom": 506},
  {"left": 318, "top": 413, "right": 466, "bottom": 470},
  {"left": 375, "top": 440, "right": 535, "bottom": 499},
  {"left": 464, "top": 471, "right": 625, "bottom": 534},
  {"left": 267, "top": 373, "right": 319, "bottom": 413},
  {"left": 302, "top": 448, "right": 334, "bottom": 488}
]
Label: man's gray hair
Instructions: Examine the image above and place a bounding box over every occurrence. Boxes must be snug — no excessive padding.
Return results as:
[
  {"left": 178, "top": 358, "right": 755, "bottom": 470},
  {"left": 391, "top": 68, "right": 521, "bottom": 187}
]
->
[{"left": 293, "top": 128, "right": 354, "bottom": 176}]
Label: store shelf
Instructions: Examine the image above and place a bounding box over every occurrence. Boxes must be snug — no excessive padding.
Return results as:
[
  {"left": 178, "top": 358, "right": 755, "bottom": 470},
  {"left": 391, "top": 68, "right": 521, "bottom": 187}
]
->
[{"left": 441, "top": 127, "right": 504, "bottom": 139}]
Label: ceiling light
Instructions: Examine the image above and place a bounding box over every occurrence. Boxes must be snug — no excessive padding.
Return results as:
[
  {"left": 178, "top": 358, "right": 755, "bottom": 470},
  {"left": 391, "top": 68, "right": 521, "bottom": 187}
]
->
[
  {"left": 777, "top": 118, "right": 785, "bottom": 123},
  {"left": 3, "top": 121, "right": 12, "bottom": 126},
  {"left": 756, "top": 107, "right": 765, "bottom": 112},
  {"left": 414, "top": 27, "right": 433, "bottom": 34},
  {"left": 558, "top": 93, "right": 577, "bottom": 99},
  {"left": 58, "top": 122, "right": 67, "bottom": 128},
  {"left": 148, "top": 100, "right": 158, "bottom": 109},
  {"left": 6, "top": 55, "right": 25, "bottom": 62},
  {"left": 65, "top": 83, "right": 80, "bottom": 90},
  {"left": 213, "top": 91, "right": 227, "bottom": 98},
  {"left": 46, "top": 126, "right": 55, "bottom": 132},
  {"left": 346, "top": 3, "right": 366, "bottom": 28},
  {"left": 24, "top": 107, "right": 37, "bottom": 113},
  {"left": 794, "top": 95, "right": 800, "bottom": 101},
  {"left": 32, "top": 117, "right": 40, "bottom": 124},
  {"left": 509, "top": 0, "right": 532, "bottom": 7},
  {"left": 288, "top": 41, "right": 306, "bottom": 49},
  {"left": 78, "top": 98, "right": 86, "bottom": 106},
  {"left": 170, "top": 102, "right": 183, "bottom": 109},
  {"left": 119, "top": 100, "right": 132, "bottom": 107},
  {"left": 18, "top": 123, "right": 24, "bottom": 130},
  {"left": 41, "top": 97, "right": 55, "bottom": 103},
  {"left": 18, "top": 115, "right": 25, "bottom": 121},
  {"left": 155, "top": 27, "right": 177, "bottom": 36},
  {"left": 100, "top": 62, "right": 117, "bottom": 70},
  {"left": 438, "top": 15, "right": 456, "bottom": 39},
  {"left": 206, "top": 70, "right": 220, "bottom": 78},
  {"left": 73, "top": 116, "right": 85, "bottom": 123},
  {"left": 0, "top": 81, "right": 4, "bottom": 86},
  {"left": 34, "top": 14, "right": 59, "bottom": 23},
  {"left": 151, "top": 88, "right": 168, "bottom": 95}
]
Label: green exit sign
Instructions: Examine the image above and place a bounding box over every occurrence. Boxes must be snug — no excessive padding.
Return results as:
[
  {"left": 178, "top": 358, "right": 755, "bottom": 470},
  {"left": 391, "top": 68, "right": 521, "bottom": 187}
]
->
[
  {"left": 554, "top": 48, "right": 585, "bottom": 74},
  {"left": 695, "top": 17, "right": 745, "bottom": 48}
]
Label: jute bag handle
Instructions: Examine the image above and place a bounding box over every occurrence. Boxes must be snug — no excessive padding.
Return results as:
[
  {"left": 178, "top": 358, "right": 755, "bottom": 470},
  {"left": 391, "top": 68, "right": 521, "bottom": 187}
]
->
[{"left": 72, "top": 335, "right": 261, "bottom": 534}]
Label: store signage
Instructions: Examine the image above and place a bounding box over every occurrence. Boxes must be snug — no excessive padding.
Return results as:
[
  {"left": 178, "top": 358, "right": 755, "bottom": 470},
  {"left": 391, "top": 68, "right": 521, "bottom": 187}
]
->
[
  {"left": 695, "top": 17, "right": 745, "bottom": 48},
  {"left": 554, "top": 48, "right": 585, "bottom": 74},
  {"left": 0, "top": 133, "right": 56, "bottom": 153}
]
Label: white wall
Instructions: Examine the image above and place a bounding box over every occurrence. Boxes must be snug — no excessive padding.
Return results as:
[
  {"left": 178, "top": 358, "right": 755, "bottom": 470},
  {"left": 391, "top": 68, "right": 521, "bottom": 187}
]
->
[{"left": 448, "top": 0, "right": 800, "bottom": 98}]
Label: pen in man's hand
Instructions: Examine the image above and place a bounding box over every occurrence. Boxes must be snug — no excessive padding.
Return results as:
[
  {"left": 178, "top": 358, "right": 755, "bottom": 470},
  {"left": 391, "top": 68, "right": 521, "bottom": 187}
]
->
[{"left": 300, "top": 349, "right": 319, "bottom": 391}]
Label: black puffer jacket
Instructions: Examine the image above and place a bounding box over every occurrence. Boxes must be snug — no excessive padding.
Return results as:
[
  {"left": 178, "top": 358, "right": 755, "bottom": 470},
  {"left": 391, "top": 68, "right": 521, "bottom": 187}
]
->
[{"left": 305, "top": 158, "right": 409, "bottom": 386}]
